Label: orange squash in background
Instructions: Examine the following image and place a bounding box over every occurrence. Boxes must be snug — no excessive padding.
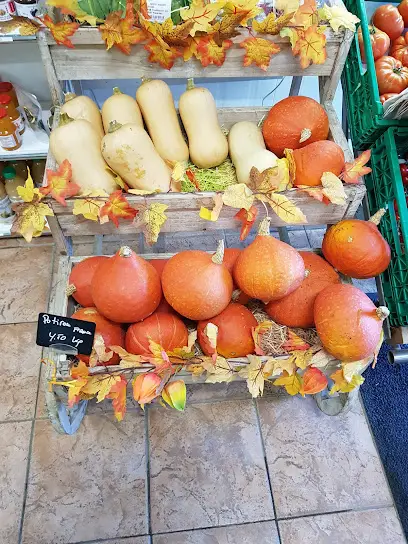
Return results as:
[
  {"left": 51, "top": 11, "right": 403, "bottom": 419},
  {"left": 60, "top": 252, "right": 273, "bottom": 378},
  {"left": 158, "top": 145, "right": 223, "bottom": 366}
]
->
[
  {"left": 126, "top": 312, "right": 188, "bottom": 355},
  {"left": 68, "top": 256, "right": 109, "bottom": 307}
]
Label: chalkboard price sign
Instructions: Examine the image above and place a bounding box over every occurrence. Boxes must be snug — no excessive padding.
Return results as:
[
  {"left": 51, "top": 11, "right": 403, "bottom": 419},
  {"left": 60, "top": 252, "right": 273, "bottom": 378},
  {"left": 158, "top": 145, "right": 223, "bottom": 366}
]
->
[{"left": 36, "top": 313, "right": 96, "bottom": 355}]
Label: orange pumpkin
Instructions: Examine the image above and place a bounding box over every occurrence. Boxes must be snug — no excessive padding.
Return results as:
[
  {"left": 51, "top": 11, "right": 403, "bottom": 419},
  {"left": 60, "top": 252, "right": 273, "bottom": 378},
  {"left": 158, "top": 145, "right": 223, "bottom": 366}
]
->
[
  {"left": 92, "top": 246, "right": 162, "bottom": 323},
  {"left": 286, "top": 140, "right": 345, "bottom": 187},
  {"left": 197, "top": 303, "right": 258, "bottom": 358},
  {"left": 222, "top": 248, "right": 251, "bottom": 305},
  {"left": 68, "top": 256, "right": 109, "bottom": 307},
  {"left": 322, "top": 209, "right": 391, "bottom": 278},
  {"left": 149, "top": 258, "right": 168, "bottom": 278},
  {"left": 71, "top": 307, "right": 125, "bottom": 365},
  {"left": 262, "top": 96, "right": 329, "bottom": 158},
  {"left": 125, "top": 312, "right": 188, "bottom": 355},
  {"left": 161, "top": 241, "right": 233, "bottom": 320},
  {"left": 234, "top": 218, "right": 305, "bottom": 302},
  {"left": 314, "top": 284, "right": 388, "bottom": 362},
  {"left": 265, "top": 252, "right": 340, "bottom": 328}
]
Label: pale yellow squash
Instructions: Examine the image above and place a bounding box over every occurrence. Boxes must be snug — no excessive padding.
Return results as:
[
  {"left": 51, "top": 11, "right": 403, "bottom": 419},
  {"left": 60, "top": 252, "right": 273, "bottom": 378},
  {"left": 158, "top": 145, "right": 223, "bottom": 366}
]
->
[
  {"left": 228, "top": 121, "right": 278, "bottom": 184},
  {"left": 50, "top": 114, "right": 118, "bottom": 194},
  {"left": 101, "top": 87, "right": 143, "bottom": 133},
  {"left": 136, "top": 79, "right": 189, "bottom": 163},
  {"left": 60, "top": 93, "right": 104, "bottom": 140},
  {"left": 101, "top": 122, "right": 171, "bottom": 192},
  {"left": 179, "top": 79, "right": 228, "bottom": 169}
]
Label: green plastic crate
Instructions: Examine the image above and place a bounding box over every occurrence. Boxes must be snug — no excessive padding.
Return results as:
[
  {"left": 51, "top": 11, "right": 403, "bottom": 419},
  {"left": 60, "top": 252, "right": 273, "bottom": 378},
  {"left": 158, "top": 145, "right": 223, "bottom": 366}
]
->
[
  {"left": 365, "top": 127, "right": 408, "bottom": 326},
  {"left": 342, "top": 0, "right": 408, "bottom": 150}
]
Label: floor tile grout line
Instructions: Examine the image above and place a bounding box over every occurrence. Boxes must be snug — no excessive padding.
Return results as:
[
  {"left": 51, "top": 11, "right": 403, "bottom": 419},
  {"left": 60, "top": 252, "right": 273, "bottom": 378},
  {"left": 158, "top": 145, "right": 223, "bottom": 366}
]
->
[
  {"left": 150, "top": 519, "right": 277, "bottom": 537},
  {"left": 145, "top": 406, "right": 152, "bottom": 536},
  {"left": 0, "top": 417, "right": 35, "bottom": 425},
  {"left": 252, "top": 399, "right": 282, "bottom": 544},
  {"left": 276, "top": 503, "right": 397, "bottom": 522},
  {"left": 68, "top": 533, "right": 151, "bottom": 544}
]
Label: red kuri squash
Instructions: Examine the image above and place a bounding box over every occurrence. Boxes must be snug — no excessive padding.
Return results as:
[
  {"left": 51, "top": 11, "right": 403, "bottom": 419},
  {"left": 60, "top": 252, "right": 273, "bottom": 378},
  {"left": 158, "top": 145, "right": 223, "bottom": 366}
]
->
[
  {"left": 68, "top": 256, "right": 108, "bottom": 307},
  {"left": 286, "top": 140, "right": 345, "bottom": 187},
  {"left": 149, "top": 258, "right": 168, "bottom": 278},
  {"left": 197, "top": 303, "right": 258, "bottom": 358},
  {"left": 222, "top": 248, "right": 251, "bottom": 305},
  {"left": 265, "top": 252, "right": 340, "bottom": 328},
  {"left": 71, "top": 307, "right": 125, "bottom": 365},
  {"left": 125, "top": 312, "right": 188, "bottom": 355},
  {"left": 314, "top": 284, "right": 388, "bottom": 362},
  {"left": 234, "top": 218, "right": 305, "bottom": 302},
  {"left": 161, "top": 241, "right": 233, "bottom": 320},
  {"left": 322, "top": 209, "right": 391, "bottom": 278},
  {"left": 148, "top": 258, "right": 174, "bottom": 313},
  {"left": 262, "top": 96, "right": 329, "bottom": 158},
  {"left": 92, "top": 246, "right": 162, "bottom": 323}
]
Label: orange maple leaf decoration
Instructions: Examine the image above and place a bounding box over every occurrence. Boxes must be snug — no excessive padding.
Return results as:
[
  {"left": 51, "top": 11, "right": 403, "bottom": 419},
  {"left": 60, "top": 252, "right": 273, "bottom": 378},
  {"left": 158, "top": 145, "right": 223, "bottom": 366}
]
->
[
  {"left": 107, "top": 375, "right": 127, "bottom": 421},
  {"left": 282, "top": 330, "right": 310, "bottom": 352},
  {"left": 144, "top": 40, "right": 182, "bottom": 69},
  {"left": 302, "top": 367, "right": 328, "bottom": 395},
  {"left": 99, "top": 190, "right": 138, "bottom": 227},
  {"left": 340, "top": 150, "right": 372, "bottom": 184},
  {"left": 39, "top": 15, "right": 79, "bottom": 48},
  {"left": 240, "top": 37, "right": 280, "bottom": 71},
  {"left": 292, "top": 26, "right": 327, "bottom": 69},
  {"left": 297, "top": 185, "right": 330, "bottom": 205},
  {"left": 100, "top": 2, "right": 147, "bottom": 55},
  {"left": 196, "top": 36, "right": 233, "bottom": 67},
  {"left": 293, "top": 0, "right": 319, "bottom": 28},
  {"left": 235, "top": 205, "right": 258, "bottom": 240},
  {"left": 40, "top": 160, "right": 80, "bottom": 206}
]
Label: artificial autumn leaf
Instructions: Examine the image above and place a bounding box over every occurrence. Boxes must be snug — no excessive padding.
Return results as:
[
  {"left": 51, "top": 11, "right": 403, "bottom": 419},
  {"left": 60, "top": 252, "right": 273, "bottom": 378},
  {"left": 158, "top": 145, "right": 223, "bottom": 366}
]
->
[
  {"left": 203, "top": 323, "right": 218, "bottom": 355},
  {"left": 293, "top": 0, "right": 319, "bottom": 28},
  {"left": 183, "top": 36, "right": 201, "bottom": 61},
  {"left": 330, "top": 368, "right": 364, "bottom": 394},
  {"left": 40, "top": 160, "right": 80, "bottom": 206},
  {"left": 266, "top": 192, "right": 307, "bottom": 224},
  {"left": 71, "top": 360, "right": 89, "bottom": 379},
  {"left": 321, "top": 172, "right": 347, "bottom": 206},
  {"left": 140, "top": 16, "right": 194, "bottom": 48},
  {"left": 11, "top": 196, "right": 54, "bottom": 242},
  {"left": 17, "top": 168, "right": 40, "bottom": 203},
  {"left": 223, "top": 0, "right": 262, "bottom": 26},
  {"left": 133, "top": 372, "right": 162, "bottom": 406},
  {"left": 342, "top": 358, "right": 370, "bottom": 383},
  {"left": 180, "top": 1, "right": 224, "bottom": 36},
  {"left": 63, "top": 377, "right": 88, "bottom": 407},
  {"left": 282, "top": 329, "right": 310, "bottom": 352},
  {"left": 0, "top": 16, "right": 40, "bottom": 36},
  {"left": 292, "top": 25, "right": 327, "bottom": 69},
  {"left": 275, "top": 0, "right": 300, "bottom": 14},
  {"left": 249, "top": 160, "right": 291, "bottom": 194},
  {"left": 99, "top": 3, "right": 147, "bottom": 54},
  {"left": 47, "top": 0, "right": 98, "bottom": 25},
  {"left": 39, "top": 15, "right": 79, "bottom": 48},
  {"left": 144, "top": 39, "right": 182, "bottom": 69},
  {"left": 134, "top": 202, "right": 168, "bottom": 245},
  {"left": 72, "top": 190, "right": 109, "bottom": 222},
  {"left": 168, "top": 331, "right": 198, "bottom": 360},
  {"left": 290, "top": 349, "right": 313, "bottom": 370},
  {"left": 297, "top": 185, "right": 329, "bottom": 205},
  {"left": 107, "top": 375, "right": 127, "bottom": 421},
  {"left": 80, "top": 374, "right": 123, "bottom": 402},
  {"left": 238, "top": 354, "right": 267, "bottom": 398},
  {"left": 341, "top": 150, "right": 371, "bottom": 184},
  {"left": 235, "top": 205, "right": 258, "bottom": 240},
  {"left": 303, "top": 366, "right": 328, "bottom": 394},
  {"left": 252, "top": 320, "right": 275, "bottom": 356},
  {"left": 269, "top": 357, "right": 296, "bottom": 377},
  {"left": 202, "top": 356, "right": 237, "bottom": 383},
  {"left": 252, "top": 11, "right": 296, "bottom": 35},
  {"left": 186, "top": 363, "right": 206, "bottom": 379},
  {"left": 111, "top": 345, "right": 148, "bottom": 367},
  {"left": 222, "top": 183, "right": 254, "bottom": 210},
  {"left": 280, "top": 26, "right": 299, "bottom": 48},
  {"left": 88, "top": 333, "right": 114, "bottom": 367},
  {"left": 197, "top": 37, "right": 233, "bottom": 67},
  {"left": 318, "top": 4, "right": 360, "bottom": 32},
  {"left": 211, "top": 11, "right": 248, "bottom": 46},
  {"left": 199, "top": 193, "right": 224, "bottom": 221},
  {"left": 99, "top": 190, "right": 137, "bottom": 227},
  {"left": 162, "top": 380, "right": 187, "bottom": 411},
  {"left": 274, "top": 370, "right": 304, "bottom": 396},
  {"left": 311, "top": 349, "right": 335, "bottom": 368},
  {"left": 169, "top": 160, "right": 188, "bottom": 192},
  {"left": 240, "top": 38, "right": 280, "bottom": 71},
  {"left": 139, "top": 0, "right": 149, "bottom": 19}
]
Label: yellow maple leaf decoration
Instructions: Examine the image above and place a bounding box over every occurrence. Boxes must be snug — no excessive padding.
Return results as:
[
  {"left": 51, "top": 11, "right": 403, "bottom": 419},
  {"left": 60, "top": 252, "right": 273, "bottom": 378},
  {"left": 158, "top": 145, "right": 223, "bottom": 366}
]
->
[
  {"left": 100, "top": 3, "right": 147, "bottom": 54},
  {"left": 330, "top": 368, "right": 364, "bottom": 394},
  {"left": 180, "top": 1, "right": 225, "bottom": 36},
  {"left": 292, "top": 25, "right": 327, "bottom": 69},
  {"left": 17, "top": 168, "right": 40, "bottom": 203},
  {"left": 274, "top": 0, "right": 300, "bottom": 14},
  {"left": 11, "top": 196, "right": 54, "bottom": 242},
  {"left": 223, "top": 0, "right": 262, "bottom": 26},
  {"left": 197, "top": 37, "right": 233, "bottom": 67},
  {"left": 88, "top": 333, "right": 113, "bottom": 368},
  {"left": 290, "top": 349, "right": 313, "bottom": 370},
  {"left": 144, "top": 40, "right": 182, "bottom": 70},
  {"left": 81, "top": 374, "right": 123, "bottom": 402},
  {"left": 268, "top": 357, "right": 297, "bottom": 377},
  {"left": 342, "top": 358, "right": 370, "bottom": 383},
  {"left": 321, "top": 172, "right": 347, "bottom": 206},
  {"left": 39, "top": 15, "right": 79, "bottom": 48},
  {"left": 134, "top": 202, "right": 168, "bottom": 245},
  {"left": 222, "top": 183, "right": 254, "bottom": 210},
  {"left": 240, "top": 38, "right": 280, "bottom": 71},
  {"left": 253, "top": 11, "right": 296, "bottom": 35},
  {"left": 318, "top": 4, "right": 360, "bottom": 32},
  {"left": 46, "top": 0, "right": 98, "bottom": 26},
  {"left": 72, "top": 190, "right": 109, "bottom": 222},
  {"left": 202, "top": 356, "right": 236, "bottom": 384},
  {"left": 293, "top": 0, "right": 319, "bottom": 29},
  {"left": 263, "top": 192, "right": 307, "bottom": 224},
  {"left": 249, "top": 160, "right": 291, "bottom": 193},
  {"left": 238, "top": 354, "right": 271, "bottom": 397},
  {"left": 311, "top": 349, "right": 336, "bottom": 369},
  {"left": 274, "top": 370, "right": 304, "bottom": 396},
  {"left": 211, "top": 11, "right": 248, "bottom": 45},
  {"left": 200, "top": 193, "right": 224, "bottom": 221}
]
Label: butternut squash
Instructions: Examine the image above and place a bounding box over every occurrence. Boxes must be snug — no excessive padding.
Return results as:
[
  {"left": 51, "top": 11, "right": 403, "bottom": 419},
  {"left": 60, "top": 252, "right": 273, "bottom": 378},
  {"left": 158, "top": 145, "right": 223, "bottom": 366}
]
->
[
  {"left": 136, "top": 79, "right": 189, "bottom": 163},
  {"left": 101, "top": 87, "right": 143, "bottom": 133},
  {"left": 101, "top": 122, "right": 171, "bottom": 192},
  {"left": 50, "top": 114, "right": 118, "bottom": 194},
  {"left": 179, "top": 79, "right": 228, "bottom": 169},
  {"left": 228, "top": 121, "right": 278, "bottom": 184},
  {"left": 60, "top": 93, "right": 104, "bottom": 140}
]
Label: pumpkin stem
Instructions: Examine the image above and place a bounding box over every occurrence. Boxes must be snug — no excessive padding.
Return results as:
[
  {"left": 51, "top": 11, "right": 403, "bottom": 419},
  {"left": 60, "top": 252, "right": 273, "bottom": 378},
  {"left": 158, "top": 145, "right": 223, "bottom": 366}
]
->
[
  {"left": 108, "top": 120, "right": 123, "bottom": 133},
  {"left": 212, "top": 240, "right": 225, "bottom": 264},
  {"left": 119, "top": 246, "right": 133, "bottom": 257},
  {"left": 299, "top": 128, "right": 312, "bottom": 144},
  {"left": 369, "top": 208, "right": 386, "bottom": 226},
  {"left": 64, "top": 92, "right": 76, "bottom": 103},
  {"left": 113, "top": 87, "right": 122, "bottom": 95},
  {"left": 186, "top": 78, "right": 195, "bottom": 91},
  {"left": 258, "top": 217, "right": 271, "bottom": 236},
  {"left": 59, "top": 112, "right": 75, "bottom": 127},
  {"left": 66, "top": 284, "right": 76, "bottom": 297},
  {"left": 375, "top": 306, "right": 390, "bottom": 321}
]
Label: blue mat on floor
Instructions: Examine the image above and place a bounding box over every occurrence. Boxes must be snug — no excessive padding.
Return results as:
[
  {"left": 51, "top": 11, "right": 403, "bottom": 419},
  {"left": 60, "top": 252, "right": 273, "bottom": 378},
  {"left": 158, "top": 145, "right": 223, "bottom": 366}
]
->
[{"left": 360, "top": 342, "right": 408, "bottom": 537}]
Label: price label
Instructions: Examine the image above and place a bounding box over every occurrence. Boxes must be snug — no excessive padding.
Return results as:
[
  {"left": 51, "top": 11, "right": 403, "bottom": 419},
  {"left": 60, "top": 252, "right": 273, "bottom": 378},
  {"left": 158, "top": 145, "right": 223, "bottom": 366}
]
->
[{"left": 36, "top": 313, "right": 96, "bottom": 355}]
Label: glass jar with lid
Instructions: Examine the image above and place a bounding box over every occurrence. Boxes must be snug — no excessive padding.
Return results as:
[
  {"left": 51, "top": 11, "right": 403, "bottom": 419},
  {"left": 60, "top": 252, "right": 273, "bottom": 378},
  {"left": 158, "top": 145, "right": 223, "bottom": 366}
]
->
[
  {"left": 0, "top": 107, "right": 21, "bottom": 151},
  {"left": 0, "top": 82, "right": 18, "bottom": 110},
  {"left": 0, "top": 180, "right": 13, "bottom": 220},
  {"left": 2, "top": 166, "right": 25, "bottom": 202},
  {"left": 0, "top": 94, "right": 24, "bottom": 135},
  {"left": 14, "top": 0, "right": 38, "bottom": 19}
]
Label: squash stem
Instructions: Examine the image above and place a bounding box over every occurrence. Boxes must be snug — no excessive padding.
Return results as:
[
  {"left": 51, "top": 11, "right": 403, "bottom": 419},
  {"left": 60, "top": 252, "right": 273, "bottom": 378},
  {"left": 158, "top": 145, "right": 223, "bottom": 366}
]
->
[
  {"left": 119, "top": 246, "right": 132, "bottom": 257},
  {"left": 66, "top": 284, "right": 76, "bottom": 297},
  {"left": 64, "top": 92, "right": 77, "bottom": 103},
  {"left": 376, "top": 306, "right": 390, "bottom": 321},
  {"left": 113, "top": 87, "right": 122, "bottom": 95},
  {"left": 186, "top": 78, "right": 195, "bottom": 91},
  {"left": 58, "top": 112, "right": 75, "bottom": 127},
  {"left": 369, "top": 208, "right": 386, "bottom": 226},
  {"left": 258, "top": 217, "right": 271, "bottom": 236},
  {"left": 108, "top": 120, "right": 123, "bottom": 133},
  {"left": 140, "top": 76, "right": 152, "bottom": 84},
  {"left": 212, "top": 240, "right": 225, "bottom": 264}
]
